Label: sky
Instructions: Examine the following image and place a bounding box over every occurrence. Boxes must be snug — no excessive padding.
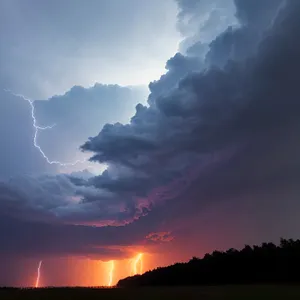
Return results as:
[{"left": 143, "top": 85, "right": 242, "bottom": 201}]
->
[{"left": 1, "top": 0, "right": 300, "bottom": 287}]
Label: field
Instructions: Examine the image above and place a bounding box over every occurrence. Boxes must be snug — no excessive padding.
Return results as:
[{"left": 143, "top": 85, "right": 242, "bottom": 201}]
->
[{"left": 1, "top": 285, "right": 300, "bottom": 300}]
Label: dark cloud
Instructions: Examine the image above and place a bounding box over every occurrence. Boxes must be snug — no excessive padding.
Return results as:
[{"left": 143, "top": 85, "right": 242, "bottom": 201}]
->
[
  {"left": 0, "top": 83, "right": 147, "bottom": 227},
  {"left": 0, "top": 84, "right": 147, "bottom": 176},
  {"left": 0, "top": 215, "right": 145, "bottom": 259},
  {"left": 3, "top": 0, "right": 297, "bottom": 229},
  {"left": 148, "top": 53, "right": 204, "bottom": 104},
  {"left": 146, "top": 232, "right": 174, "bottom": 243},
  {"left": 33, "top": 84, "right": 147, "bottom": 168},
  {"left": 0, "top": 173, "right": 144, "bottom": 227},
  {"left": 205, "top": 0, "right": 284, "bottom": 67},
  {"left": 80, "top": 0, "right": 299, "bottom": 228},
  {"left": 234, "top": 0, "right": 284, "bottom": 27}
]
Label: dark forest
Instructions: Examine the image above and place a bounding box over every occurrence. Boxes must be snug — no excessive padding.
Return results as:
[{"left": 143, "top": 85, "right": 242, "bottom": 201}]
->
[{"left": 118, "top": 239, "right": 300, "bottom": 287}]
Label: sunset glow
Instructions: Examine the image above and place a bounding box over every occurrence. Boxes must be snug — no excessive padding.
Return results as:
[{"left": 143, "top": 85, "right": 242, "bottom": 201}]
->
[{"left": 28, "top": 254, "right": 154, "bottom": 287}]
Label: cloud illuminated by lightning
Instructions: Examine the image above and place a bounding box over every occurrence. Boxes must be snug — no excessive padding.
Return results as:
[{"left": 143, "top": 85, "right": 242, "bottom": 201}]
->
[
  {"left": 4, "top": 89, "right": 87, "bottom": 167},
  {"left": 131, "top": 253, "right": 143, "bottom": 275},
  {"left": 35, "top": 260, "right": 42, "bottom": 288}
]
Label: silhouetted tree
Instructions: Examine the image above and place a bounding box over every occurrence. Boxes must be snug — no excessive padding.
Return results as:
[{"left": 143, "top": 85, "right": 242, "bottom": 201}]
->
[{"left": 117, "top": 238, "right": 300, "bottom": 287}]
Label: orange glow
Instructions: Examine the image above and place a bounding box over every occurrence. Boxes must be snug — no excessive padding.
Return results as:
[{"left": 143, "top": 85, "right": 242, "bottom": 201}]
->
[
  {"left": 131, "top": 253, "right": 143, "bottom": 275},
  {"left": 35, "top": 261, "right": 42, "bottom": 288},
  {"left": 108, "top": 260, "right": 114, "bottom": 287},
  {"left": 30, "top": 253, "right": 163, "bottom": 287}
]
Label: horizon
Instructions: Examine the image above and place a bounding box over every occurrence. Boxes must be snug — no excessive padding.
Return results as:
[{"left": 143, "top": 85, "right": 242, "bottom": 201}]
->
[{"left": 0, "top": 237, "right": 293, "bottom": 288}]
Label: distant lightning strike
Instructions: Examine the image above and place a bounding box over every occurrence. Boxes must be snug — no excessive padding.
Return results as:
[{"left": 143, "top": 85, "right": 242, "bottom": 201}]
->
[
  {"left": 4, "top": 89, "right": 87, "bottom": 167},
  {"left": 35, "top": 261, "right": 42, "bottom": 288},
  {"left": 33, "top": 256, "right": 143, "bottom": 287},
  {"left": 131, "top": 253, "right": 143, "bottom": 275},
  {"left": 108, "top": 260, "right": 115, "bottom": 287}
]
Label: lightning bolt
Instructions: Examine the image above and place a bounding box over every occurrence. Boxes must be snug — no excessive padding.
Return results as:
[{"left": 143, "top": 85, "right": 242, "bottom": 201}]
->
[
  {"left": 4, "top": 89, "right": 87, "bottom": 167},
  {"left": 35, "top": 260, "right": 42, "bottom": 288},
  {"left": 131, "top": 253, "right": 143, "bottom": 275},
  {"left": 108, "top": 260, "right": 115, "bottom": 287}
]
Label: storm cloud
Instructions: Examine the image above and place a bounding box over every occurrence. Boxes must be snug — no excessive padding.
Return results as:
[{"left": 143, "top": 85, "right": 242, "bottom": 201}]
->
[
  {"left": 80, "top": 0, "right": 296, "bottom": 221},
  {"left": 33, "top": 84, "right": 148, "bottom": 171},
  {"left": 0, "top": 84, "right": 147, "bottom": 176}
]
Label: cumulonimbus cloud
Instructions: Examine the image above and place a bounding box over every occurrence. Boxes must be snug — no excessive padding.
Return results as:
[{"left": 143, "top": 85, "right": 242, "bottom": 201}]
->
[{"left": 1, "top": 0, "right": 300, "bottom": 262}]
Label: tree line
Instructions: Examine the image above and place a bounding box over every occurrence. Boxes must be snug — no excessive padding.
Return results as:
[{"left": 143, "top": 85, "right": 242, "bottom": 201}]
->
[{"left": 117, "top": 239, "right": 300, "bottom": 287}]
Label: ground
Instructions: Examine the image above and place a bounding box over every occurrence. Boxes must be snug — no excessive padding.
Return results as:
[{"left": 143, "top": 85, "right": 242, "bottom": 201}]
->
[{"left": 1, "top": 285, "right": 300, "bottom": 299}]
